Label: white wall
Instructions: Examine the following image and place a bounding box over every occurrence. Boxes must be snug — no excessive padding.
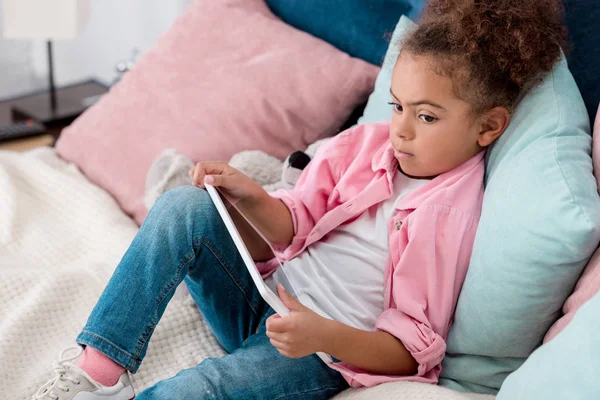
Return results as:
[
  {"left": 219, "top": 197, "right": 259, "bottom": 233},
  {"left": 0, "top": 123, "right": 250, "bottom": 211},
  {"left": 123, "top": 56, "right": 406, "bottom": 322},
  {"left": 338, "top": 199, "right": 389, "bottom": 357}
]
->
[
  {"left": 0, "top": 0, "right": 41, "bottom": 99},
  {"left": 0, "top": 40, "right": 40, "bottom": 100},
  {"left": 0, "top": 0, "right": 192, "bottom": 99}
]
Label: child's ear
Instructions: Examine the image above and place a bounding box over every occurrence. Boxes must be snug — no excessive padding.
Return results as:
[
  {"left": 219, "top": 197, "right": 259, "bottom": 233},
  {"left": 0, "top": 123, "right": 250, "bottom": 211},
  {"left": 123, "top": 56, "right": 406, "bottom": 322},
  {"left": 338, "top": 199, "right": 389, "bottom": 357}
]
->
[{"left": 478, "top": 107, "right": 510, "bottom": 148}]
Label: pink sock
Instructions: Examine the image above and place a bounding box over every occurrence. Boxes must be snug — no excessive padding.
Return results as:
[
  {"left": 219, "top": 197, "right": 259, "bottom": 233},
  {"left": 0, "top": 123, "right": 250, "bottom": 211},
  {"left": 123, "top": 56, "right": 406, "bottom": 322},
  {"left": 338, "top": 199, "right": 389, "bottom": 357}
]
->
[{"left": 77, "top": 347, "right": 126, "bottom": 387}]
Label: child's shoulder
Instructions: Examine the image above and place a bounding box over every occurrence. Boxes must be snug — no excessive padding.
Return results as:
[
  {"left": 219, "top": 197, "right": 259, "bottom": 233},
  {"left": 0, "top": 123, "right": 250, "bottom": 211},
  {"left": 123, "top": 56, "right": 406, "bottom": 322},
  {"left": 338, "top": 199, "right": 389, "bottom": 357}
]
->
[
  {"left": 336, "top": 121, "right": 391, "bottom": 142},
  {"left": 311, "top": 121, "right": 391, "bottom": 176},
  {"left": 327, "top": 121, "right": 391, "bottom": 156}
]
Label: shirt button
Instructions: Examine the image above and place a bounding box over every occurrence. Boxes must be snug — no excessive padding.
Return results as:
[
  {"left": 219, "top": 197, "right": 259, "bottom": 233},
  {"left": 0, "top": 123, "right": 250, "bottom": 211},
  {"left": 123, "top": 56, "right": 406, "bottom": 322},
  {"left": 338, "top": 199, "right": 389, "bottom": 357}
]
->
[{"left": 395, "top": 220, "right": 402, "bottom": 230}]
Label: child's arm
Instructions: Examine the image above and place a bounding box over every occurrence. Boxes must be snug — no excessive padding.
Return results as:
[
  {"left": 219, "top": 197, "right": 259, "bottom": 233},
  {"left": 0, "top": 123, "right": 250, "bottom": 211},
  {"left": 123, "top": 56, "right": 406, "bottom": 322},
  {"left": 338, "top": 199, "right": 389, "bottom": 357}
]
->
[
  {"left": 321, "top": 320, "right": 418, "bottom": 375},
  {"left": 193, "top": 130, "right": 350, "bottom": 261},
  {"left": 229, "top": 191, "right": 295, "bottom": 261},
  {"left": 190, "top": 161, "right": 294, "bottom": 261},
  {"left": 267, "top": 285, "right": 418, "bottom": 376}
]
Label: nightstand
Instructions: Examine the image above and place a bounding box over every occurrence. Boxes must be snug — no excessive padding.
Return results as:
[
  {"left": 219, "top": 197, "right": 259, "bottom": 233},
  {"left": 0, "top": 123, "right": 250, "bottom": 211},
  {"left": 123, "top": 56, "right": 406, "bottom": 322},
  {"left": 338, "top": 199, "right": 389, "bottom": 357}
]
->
[
  {"left": 0, "top": 79, "right": 109, "bottom": 152},
  {"left": 0, "top": 134, "right": 56, "bottom": 152}
]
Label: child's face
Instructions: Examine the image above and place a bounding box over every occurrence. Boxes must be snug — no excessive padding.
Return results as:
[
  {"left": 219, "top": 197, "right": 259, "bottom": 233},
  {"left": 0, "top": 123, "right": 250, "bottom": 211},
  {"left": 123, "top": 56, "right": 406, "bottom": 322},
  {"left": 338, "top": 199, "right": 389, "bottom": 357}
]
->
[{"left": 389, "top": 52, "right": 503, "bottom": 178}]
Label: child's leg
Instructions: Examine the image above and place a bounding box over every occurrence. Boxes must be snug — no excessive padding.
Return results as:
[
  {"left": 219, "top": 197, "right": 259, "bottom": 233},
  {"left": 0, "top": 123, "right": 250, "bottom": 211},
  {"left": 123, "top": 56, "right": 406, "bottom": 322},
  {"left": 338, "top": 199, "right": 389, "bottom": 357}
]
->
[
  {"left": 76, "top": 186, "right": 271, "bottom": 374},
  {"left": 136, "top": 309, "right": 349, "bottom": 400}
]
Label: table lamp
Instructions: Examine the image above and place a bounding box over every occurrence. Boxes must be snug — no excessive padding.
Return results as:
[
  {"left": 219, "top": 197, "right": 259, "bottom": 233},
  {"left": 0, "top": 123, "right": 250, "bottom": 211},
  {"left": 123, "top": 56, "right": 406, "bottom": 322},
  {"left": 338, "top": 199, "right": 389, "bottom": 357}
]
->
[{"left": 1, "top": 0, "right": 91, "bottom": 126}]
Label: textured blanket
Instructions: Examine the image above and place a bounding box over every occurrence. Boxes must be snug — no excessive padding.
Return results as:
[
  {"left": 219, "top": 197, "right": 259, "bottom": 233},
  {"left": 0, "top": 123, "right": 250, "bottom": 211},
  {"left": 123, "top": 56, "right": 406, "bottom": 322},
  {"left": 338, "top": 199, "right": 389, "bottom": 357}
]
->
[{"left": 0, "top": 148, "right": 493, "bottom": 400}]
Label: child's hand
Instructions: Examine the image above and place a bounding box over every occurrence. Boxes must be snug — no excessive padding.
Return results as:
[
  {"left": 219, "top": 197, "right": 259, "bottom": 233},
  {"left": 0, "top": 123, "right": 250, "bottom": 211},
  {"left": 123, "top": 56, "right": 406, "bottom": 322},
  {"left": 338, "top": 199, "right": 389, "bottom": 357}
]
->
[
  {"left": 266, "top": 284, "right": 330, "bottom": 359},
  {"left": 189, "top": 161, "right": 265, "bottom": 205}
]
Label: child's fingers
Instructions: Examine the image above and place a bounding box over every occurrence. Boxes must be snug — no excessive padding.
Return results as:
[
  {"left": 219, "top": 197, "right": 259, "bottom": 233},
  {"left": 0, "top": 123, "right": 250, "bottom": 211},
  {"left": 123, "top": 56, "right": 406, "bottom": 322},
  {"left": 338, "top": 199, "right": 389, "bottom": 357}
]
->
[
  {"left": 196, "top": 161, "right": 229, "bottom": 176},
  {"left": 191, "top": 161, "right": 229, "bottom": 188},
  {"left": 265, "top": 330, "right": 285, "bottom": 342},
  {"left": 269, "top": 338, "right": 289, "bottom": 352},
  {"left": 266, "top": 315, "right": 287, "bottom": 333},
  {"left": 192, "top": 165, "right": 206, "bottom": 188},
  {"left": 205, "top": 174, "right": 234, "bottom": 190},
  {"left": 277, "top": 284, "right": 305, "bottom": 311}
]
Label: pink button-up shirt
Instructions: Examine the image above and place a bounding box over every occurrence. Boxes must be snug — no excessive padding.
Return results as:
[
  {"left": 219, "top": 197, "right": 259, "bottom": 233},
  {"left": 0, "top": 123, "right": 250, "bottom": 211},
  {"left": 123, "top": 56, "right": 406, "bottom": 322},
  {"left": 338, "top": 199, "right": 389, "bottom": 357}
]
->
[{"left": 257, "top": 121, "right": 485, "bottom": 387}]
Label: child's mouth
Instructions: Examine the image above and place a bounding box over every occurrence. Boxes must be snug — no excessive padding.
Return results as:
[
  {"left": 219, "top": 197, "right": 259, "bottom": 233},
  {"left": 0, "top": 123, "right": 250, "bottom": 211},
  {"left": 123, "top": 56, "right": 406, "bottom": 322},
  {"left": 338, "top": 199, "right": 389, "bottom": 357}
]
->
[{"left": 394, "top": 150, "right": 413, "bottom": 160}]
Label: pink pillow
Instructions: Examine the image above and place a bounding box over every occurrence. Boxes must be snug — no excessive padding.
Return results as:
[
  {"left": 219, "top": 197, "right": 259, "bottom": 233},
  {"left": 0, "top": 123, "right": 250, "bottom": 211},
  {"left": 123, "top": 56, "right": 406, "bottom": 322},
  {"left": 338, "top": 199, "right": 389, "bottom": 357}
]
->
[
  {"left": 544, "top": 103, "right": 600, "bottom": 342},
  {"left": 56, "top": 0, "right": 377, "bottom": 224}
]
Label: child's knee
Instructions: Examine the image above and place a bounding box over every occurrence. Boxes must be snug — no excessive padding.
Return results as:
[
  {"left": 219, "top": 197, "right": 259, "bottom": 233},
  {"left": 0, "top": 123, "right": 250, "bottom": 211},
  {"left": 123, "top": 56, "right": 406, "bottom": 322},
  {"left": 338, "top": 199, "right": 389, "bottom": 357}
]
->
[
  {"left": 148, "top": 186, "right": 225, "bottom": 241},
  {"left": 153, "top": 186, "right": 213, "bottom": 216}
]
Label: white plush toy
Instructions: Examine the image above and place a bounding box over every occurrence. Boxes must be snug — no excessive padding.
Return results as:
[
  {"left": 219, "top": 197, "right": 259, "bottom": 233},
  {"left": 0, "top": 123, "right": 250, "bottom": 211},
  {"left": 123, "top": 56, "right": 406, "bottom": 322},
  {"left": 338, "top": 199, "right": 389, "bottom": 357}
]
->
[
  {"left": 144, "top": 149, "right": 195, "bottom": 210},
  {"left": 280, "top": 138, "right": 330, "bottom": 189}
]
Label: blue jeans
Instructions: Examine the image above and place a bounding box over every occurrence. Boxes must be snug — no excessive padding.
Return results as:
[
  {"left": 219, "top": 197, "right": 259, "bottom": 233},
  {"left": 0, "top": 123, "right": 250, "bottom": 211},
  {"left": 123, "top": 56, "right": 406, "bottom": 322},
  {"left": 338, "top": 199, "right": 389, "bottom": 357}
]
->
[{"left": 76, "top": 186, "right": 348, "bottom": 399}]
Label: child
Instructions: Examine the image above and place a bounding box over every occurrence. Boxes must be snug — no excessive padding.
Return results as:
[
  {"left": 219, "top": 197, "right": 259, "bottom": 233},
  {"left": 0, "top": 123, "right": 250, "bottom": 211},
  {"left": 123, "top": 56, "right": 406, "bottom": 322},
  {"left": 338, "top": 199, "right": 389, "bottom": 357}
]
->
[{"left": 34, "top": 0, "right": 566, "bottom": 399}]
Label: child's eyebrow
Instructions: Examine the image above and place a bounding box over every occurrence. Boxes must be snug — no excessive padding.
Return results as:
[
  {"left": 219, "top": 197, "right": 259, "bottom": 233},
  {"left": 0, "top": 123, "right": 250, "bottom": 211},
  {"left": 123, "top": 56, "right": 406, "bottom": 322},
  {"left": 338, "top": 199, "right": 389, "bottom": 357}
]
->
[{"left": 389, "top": 88, "right": 446, "bottom": 111}]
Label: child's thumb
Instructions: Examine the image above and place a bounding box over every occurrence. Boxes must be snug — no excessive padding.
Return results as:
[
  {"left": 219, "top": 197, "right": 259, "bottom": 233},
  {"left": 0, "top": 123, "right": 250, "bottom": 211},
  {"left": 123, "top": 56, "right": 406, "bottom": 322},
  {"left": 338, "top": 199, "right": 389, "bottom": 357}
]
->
[{"left": 277, "top": 284, "right": 304, "bottom": 311}]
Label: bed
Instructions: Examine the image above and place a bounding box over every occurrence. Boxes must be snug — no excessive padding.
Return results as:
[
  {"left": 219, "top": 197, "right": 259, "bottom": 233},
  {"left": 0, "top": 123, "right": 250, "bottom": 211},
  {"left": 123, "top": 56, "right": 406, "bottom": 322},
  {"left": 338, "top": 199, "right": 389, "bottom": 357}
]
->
[
  {"left": 4, "top": 1, "right": 600, "bottom": 399},
  {"left": 0, "top": 147, "right": 494, "bottom": 399}
]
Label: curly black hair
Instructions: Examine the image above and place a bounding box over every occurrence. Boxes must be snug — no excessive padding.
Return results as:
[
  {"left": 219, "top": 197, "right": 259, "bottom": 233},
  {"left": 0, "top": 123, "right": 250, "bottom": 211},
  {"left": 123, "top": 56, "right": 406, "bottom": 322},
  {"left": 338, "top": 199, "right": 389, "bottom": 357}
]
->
[{"left": 402, "top": 0, "right": 567, "bottom": 113}]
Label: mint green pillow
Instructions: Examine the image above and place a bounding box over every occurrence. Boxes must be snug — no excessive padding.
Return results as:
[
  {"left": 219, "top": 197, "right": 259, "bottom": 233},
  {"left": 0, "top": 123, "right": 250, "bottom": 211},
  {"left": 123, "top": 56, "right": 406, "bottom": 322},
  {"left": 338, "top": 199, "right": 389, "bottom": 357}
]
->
[
  {"left": 439, "top": 57, "right": 600, "bottom": 394},
  {"left": 496, "top": 289, "right": 600, "bottom": 399},
  {"left": 358, "top": 15, "right": 416, "bottom": 125},
  {"left": 359, "top": 15, "right": 600, "bottom": 396}
]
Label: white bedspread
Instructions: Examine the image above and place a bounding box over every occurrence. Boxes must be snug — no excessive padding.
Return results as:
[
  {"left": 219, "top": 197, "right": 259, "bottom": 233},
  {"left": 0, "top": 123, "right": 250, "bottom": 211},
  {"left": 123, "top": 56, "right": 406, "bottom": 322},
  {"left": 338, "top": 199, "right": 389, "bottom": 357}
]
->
[{"left": 0, "top": 148, "right": 493, "bottom": 400}]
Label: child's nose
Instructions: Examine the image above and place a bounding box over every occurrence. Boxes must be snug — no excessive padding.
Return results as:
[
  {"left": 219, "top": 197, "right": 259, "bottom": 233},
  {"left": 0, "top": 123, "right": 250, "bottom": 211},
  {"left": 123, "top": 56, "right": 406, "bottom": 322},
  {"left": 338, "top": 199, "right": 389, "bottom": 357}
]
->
[
  {"left": 394, "top": 119, "right": 415, "bottom": 140},
  {"left": 399, "top": 130, "right": 415, "bottom": 140}
]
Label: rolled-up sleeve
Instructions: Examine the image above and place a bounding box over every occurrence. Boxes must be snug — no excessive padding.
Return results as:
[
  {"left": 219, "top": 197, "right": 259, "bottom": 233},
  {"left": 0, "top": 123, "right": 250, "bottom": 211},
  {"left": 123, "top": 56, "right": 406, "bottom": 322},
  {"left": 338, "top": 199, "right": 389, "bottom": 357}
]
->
[
  {"left": 378, "top": 205, "right": 478, "bottom": 379},
  {"left": 332, "top": 205, "right": 479, "bottom": 387},
  {"left": 375, "top": 308, "right": 446, "bottom": 376}
]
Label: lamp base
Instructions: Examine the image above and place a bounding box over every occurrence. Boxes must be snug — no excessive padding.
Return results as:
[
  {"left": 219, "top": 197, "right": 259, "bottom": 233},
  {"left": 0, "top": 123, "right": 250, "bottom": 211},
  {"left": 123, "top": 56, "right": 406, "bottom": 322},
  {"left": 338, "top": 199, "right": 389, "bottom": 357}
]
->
[{"left": 10, "top": 79, "right": 108, "bottom": 128}]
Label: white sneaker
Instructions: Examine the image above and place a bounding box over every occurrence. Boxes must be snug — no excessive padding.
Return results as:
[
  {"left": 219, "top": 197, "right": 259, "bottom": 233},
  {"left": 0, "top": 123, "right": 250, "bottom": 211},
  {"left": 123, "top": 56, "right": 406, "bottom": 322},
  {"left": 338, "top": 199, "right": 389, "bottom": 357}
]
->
[{"left": 33, "top": 347, "right": 135, "bottom": 400}]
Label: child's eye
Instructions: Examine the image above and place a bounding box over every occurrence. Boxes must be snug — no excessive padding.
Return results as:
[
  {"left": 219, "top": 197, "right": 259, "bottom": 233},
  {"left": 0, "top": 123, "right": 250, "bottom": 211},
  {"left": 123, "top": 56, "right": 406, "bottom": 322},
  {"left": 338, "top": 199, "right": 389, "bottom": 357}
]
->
[
  {"left": 388, "top": 102, "right": 403, "bottom": 113},
  {"left": 419, "top": 114, "right": 437, "bottom": 123}
]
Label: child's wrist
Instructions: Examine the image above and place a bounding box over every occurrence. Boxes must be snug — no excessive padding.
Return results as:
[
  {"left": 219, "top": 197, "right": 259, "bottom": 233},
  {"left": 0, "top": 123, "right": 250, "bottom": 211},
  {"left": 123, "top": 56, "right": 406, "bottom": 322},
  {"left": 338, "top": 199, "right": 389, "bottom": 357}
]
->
[
  {"left": 237, "top": 186, "right": 268, "bottom": 210},
  {"left": 319, "top": 318, "right": 337, "bottom": 354}
]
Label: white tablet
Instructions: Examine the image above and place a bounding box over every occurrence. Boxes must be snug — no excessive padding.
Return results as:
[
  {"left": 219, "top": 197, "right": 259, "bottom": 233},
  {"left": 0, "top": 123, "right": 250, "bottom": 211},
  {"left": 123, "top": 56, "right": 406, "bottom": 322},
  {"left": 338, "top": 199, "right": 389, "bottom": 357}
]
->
[
  {"left": 205, "top": 184, "right": 332, "bottom": 364},
  {"left": 205, "top": 184, "right": 289, "bottom": 317}
]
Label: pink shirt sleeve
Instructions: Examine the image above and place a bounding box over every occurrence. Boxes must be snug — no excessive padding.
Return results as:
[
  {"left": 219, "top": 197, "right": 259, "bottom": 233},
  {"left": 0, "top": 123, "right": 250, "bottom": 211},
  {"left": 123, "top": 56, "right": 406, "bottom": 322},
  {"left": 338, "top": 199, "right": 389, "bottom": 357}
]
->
[
  {"left": 375, "top": 205, "right": 478, "bottom": 380},
  {"left": 268, "top": 136, "right": 347, "bottom": 259}
]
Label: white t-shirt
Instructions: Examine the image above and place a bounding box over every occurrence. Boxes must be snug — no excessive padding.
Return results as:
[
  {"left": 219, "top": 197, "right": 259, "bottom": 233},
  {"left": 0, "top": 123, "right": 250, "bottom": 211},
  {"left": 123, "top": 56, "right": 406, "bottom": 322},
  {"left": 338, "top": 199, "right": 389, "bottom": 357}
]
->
[{"left": 266, "top": 170, "right": 428, "bottom": 331}]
